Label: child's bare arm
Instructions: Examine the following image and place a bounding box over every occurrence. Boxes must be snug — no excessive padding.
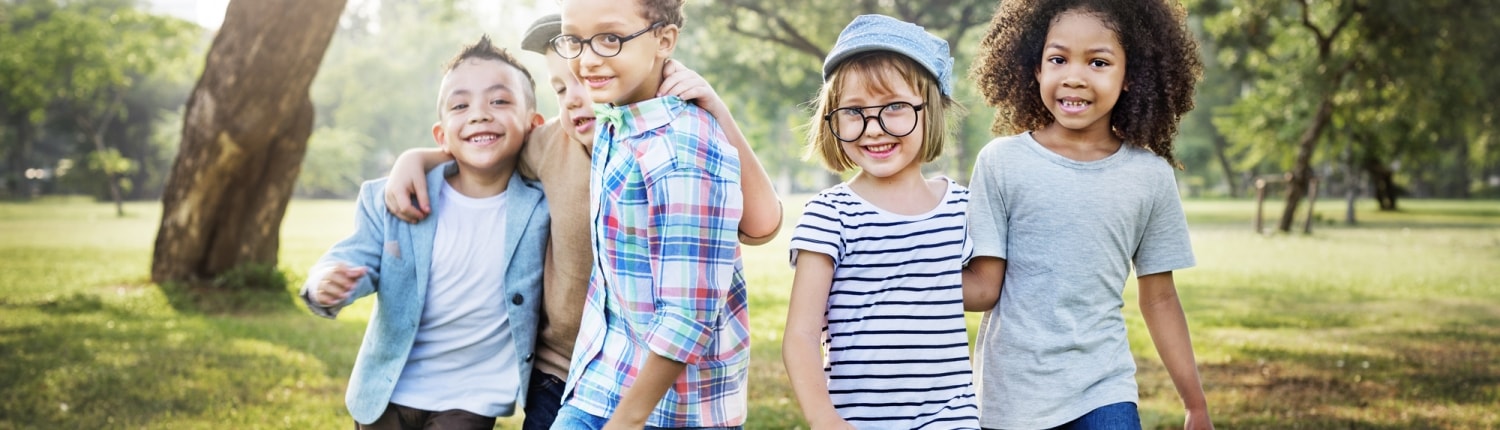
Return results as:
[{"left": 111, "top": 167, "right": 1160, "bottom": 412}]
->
[
  {"left": 381, "top": 148, "right": 454, "bottom": 223},
  {"left": 963, "top": 256, "right": 1006, "bottom": 311},
  {"left": 783, "top": 252, "right": 856, "bottom": 430},
  {"left": 1138, "top": 271, "right": 1214, "bottom": 430},
  {"left": 659, "top": 59, "right": 783, "bottom": 245},
  {"left": 604, "top": 353, "right": 689, "bottom": 429}
]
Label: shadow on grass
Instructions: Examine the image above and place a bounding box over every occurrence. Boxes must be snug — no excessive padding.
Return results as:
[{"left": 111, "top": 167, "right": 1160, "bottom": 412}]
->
[
  {"left": 1170, "top": 326, "right": 1500, "bottom": 429},
  {"left": 0, "top": 287, "right": 368, "bottom": 428}
]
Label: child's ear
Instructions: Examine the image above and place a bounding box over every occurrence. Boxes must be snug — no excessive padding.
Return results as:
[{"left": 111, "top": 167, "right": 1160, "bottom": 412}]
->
[
  {"left": 529, "top": 111, "right": 545, "bottom": 128},
  {"left": 655, "top": 23, "right": 678, "bottom": 60},
  {"left": 432, "top": 122, "right": 448, "bottom": 150}
]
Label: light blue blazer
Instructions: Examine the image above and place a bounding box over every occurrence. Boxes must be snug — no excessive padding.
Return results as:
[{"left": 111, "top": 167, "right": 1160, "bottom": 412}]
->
[{"left": 299, "top": 162, "right": 549, "bottom": 424}]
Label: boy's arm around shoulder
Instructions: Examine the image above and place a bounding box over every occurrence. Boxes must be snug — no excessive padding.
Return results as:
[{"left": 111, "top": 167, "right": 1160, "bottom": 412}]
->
[{"left": 300, "top": 179, "right": 391, "bottom": 318}]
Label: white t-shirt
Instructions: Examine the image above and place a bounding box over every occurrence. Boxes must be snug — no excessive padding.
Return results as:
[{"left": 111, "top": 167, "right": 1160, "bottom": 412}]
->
[
  {"left": 788, "top": 179, "right": 980, "bottom": 429},
  {"left": 389, "top": 180, "right": 519, "bottom": 417},
  {"left": 967, "top": 132, "right": 1196, "bottom": 429}
]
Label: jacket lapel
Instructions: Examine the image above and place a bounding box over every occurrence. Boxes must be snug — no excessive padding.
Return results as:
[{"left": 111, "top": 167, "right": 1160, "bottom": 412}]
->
[
  {"left": 500, "top": 171, "right": 542, "bottom": 283},
  {"left": 409, "top": 162, "right": 452, "bottom": 299}
]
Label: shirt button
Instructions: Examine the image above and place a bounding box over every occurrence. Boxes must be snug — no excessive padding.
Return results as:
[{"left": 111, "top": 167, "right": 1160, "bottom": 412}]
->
[
  {"left": 525, "top": 353, "right": 534, "bottom": 362},
  {"left": 512, "top": 294, "right": 524, "bottom": 305}
]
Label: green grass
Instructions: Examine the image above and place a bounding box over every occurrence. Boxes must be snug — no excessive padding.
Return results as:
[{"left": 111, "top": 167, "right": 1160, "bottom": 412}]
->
[{"left": 1, "top": 197, "right": 1497, "bottom": 429}]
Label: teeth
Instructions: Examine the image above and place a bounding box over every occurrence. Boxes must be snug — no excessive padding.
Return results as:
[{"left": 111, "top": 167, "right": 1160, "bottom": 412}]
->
[
  {"left": 468, "top": 134, "right": 497, "bottom": 143},
  {"left": 1062, "top": 100, "right": 1089, "bottom": 108},
  {"left": 867, "top": 143, "right": 894, "bottom": 153}
]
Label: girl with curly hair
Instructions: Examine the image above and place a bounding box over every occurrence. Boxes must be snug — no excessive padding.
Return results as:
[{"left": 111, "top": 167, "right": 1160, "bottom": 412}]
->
[{"left": 962, "top": 0, "right": 1213, "bottom": 429}]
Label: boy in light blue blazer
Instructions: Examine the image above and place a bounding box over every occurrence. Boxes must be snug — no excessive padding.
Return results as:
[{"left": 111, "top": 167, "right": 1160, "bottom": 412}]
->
[{"left": 299, "top": 35, "right": 549, "bottom": 430}]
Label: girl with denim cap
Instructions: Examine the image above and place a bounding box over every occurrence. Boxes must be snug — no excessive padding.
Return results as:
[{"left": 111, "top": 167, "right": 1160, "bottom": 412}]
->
[{"left": 783, "top": 14, "right": 983, "bottom": 430}]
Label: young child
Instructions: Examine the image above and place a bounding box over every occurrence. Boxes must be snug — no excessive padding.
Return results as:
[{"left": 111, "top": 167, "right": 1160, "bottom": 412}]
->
[
  {"left": 964, "top": 0, "right": 1214, "bottom": 428},
  {"left": 783, "top": 14, "right": 980, "bottom": 430},
  {"left": 379, "top": 13, "right": 781, "bottom": 430},
  {"left": 300, "top": 36, "right": 549, "bottom": 429},
  {"left": 550, "top": 0, "right": 747, "bottom": 427}
]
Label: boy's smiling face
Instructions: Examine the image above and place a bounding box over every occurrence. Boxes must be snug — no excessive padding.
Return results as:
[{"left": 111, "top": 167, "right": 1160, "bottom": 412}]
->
[
  {"left": 561, "top": 0, "right": 675, "bottom": 105},
  {"left": 432, "top": 58, "right": 542, "bottom": 174}
]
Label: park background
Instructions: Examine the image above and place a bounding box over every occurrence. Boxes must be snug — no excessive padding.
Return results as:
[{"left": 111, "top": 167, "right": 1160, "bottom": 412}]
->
[{"left": 1, "top": 0, "right": 1497, "bottom": 428}]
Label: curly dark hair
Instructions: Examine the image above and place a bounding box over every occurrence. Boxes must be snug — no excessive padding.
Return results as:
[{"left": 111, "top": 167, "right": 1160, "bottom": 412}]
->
[{"left": 970, "top": 0, "right": 1202, "bottom": 168}]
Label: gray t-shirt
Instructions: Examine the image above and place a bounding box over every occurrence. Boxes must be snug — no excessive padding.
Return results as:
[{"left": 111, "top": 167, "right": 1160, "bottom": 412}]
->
[{"left": 967, "top": 132, "right": 1194, "bottom": 429}]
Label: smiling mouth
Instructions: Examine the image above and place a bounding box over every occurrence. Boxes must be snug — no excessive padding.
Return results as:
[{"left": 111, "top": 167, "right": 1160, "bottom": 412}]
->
[
  {"left": 1059, "top": 98, "right": 1091, "bottom": 114},
  {"left": 863, "top": 142, "right": 898, "bottom": 156},
  {"left": 466, "top": 133, "right": 500, "bottom": 144}
]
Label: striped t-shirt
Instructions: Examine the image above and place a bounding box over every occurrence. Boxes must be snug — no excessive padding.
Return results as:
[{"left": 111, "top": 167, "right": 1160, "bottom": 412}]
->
[{"left": 788, "top": 179, "right": 980, "bottom": 429}]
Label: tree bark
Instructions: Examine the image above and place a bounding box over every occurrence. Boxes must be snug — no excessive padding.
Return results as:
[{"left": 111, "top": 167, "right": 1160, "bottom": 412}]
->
[
  {"left": 1277, "top": 96, "right": 1334, "bottom": 232},
  {"left": 1211, "top": 132, "right": 1239, "bottom": 198},
  {"left": 151, "top": 0, "right": 347, "bottom": 285}
]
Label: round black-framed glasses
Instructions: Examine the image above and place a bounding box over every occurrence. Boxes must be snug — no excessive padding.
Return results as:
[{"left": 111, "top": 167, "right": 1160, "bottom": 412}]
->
[
  {"left": 823, "top": 101, "right": 926, "bottom": 142},
  {"left": 550, "top": 22, "right": 664, "bottom": 59}
]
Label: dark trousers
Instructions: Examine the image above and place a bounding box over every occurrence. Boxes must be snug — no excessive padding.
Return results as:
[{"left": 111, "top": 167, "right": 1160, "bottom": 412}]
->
[
  {"left": 522, "top": 369, "right": 567, "bottom": 430},
  {"left": 358, "top": 403, "right": 496, "bottom": 430}
]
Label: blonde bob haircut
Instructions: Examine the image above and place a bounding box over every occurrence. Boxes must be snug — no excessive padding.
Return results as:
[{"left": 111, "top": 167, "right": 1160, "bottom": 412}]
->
[{"left": 806, "top": 51, "right": 956, "bottom": 173}]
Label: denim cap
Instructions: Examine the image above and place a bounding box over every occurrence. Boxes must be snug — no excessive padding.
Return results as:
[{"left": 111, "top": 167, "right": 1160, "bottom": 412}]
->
[
  {"left": 822, "top": 14, "right": 953, "bottom": 97},
  {"left": 521, "top": 13, "right": 561, "bottom": 55}
]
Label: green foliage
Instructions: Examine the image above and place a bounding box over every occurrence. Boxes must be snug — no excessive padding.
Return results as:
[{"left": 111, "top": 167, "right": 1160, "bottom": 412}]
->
[
  {"left": 297, "top": 126, "right": 371, "bottom": 198},
  {"left": 1197, "top": 0, "right": 1500, "bottom": 197},
  {"left": 0, "top": 0, "right": 204, "bottom": 199}
]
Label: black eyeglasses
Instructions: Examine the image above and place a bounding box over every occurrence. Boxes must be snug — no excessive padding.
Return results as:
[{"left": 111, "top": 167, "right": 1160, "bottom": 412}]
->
[
  {"left": 823, "top": 102, "right": 926, "bottom": 142},
  {"left": 550, "top": 22, "right": 664, "bottom": 59}
]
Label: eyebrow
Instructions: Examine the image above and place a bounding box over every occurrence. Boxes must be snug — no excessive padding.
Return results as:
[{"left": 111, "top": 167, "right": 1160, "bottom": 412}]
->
[{"left": 1045, "top": 42, "right": 1117, "bottom": 56}]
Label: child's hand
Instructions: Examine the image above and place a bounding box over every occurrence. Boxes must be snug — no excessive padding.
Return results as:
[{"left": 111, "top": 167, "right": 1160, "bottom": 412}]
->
[
  {"left": 313, "top": 263, "right": 367, "bottom": 307},
  {"left": 383, "top": 152, "right": 432, "bottom": 223},
  {"left": 1185, "top": 408, "right": 1214, "bottom": 430},
  {"left": 658, "top": 59, "right": 726, "bottom": 118}
]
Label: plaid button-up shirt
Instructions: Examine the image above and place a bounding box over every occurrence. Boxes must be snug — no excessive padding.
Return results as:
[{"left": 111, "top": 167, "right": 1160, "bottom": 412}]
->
[{"left": 562, "top": 96, "right": 749, "bottom": 427}]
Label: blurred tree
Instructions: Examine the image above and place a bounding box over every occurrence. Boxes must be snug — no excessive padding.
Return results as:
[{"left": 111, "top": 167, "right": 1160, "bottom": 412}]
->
[
  {"left": 0, "top": 0, "right": 199, "bottom": 202},
  {"left": 152, "top": 0, "right": 347, "bottom": 285},
  {"left": 1202, "top": 0, "right": 1500, "bottom": 231}
]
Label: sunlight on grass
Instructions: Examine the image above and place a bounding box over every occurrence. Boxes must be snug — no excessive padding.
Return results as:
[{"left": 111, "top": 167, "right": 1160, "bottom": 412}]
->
[{"left": 1, "top": 197, "right": 1496, "bottom": 428}]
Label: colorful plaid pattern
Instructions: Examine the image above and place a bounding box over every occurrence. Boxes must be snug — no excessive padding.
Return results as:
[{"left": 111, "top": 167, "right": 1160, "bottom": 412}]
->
[{"left": 562, "top": 96, "right": 749, "bottom": 427}]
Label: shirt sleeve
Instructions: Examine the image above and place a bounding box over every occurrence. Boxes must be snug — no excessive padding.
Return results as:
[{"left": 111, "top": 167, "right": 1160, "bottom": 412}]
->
[
  {"left": 299, "top": 180, "right": 385, "bottom": 318},
  {"left": 788, "top": 193, "right": 845, "bottom": 268},
  {"left": 967, "top": 141, "right": 1009, "bottom": 260},
  {"left": 640, "top": 157, "right": 742, "bottom": 365},
  {"left": 1132, "top": 166, "right": 1196, "bottom": 276}
]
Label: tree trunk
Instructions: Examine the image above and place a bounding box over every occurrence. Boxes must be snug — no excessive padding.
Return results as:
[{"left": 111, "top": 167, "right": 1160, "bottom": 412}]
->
[
  {"left": 1363, "top": 157, "right": 1397, "bottom": 211},
  {"left": 1211, "top": 131, "right": 1239, "bottom": 198},
  {"left": 151, "top": 0, "right": 347, "bottom": 285},
  {"left": 1278, "top": 96, "right": 1335, "bottom": 233}
]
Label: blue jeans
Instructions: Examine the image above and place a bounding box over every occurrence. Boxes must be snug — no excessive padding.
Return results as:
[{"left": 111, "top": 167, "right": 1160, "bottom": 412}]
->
[
  {"left": 1049, "top": 402, "right": 1142, "bottom": 430},
  {"left": 523, "top": 369, "right": 567, "bottom": 430},
  {"left": 549, "top": 404, "right": 742, "bottom": 430}
]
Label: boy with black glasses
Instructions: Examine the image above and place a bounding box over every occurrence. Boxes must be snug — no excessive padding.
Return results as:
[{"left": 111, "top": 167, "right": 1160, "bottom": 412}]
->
[{"left": 549, "top": 0, "right": 750, "bottom": 428}]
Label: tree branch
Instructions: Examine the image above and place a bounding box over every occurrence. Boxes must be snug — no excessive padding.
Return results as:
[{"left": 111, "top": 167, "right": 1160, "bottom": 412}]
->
[{"left": 722, "top": 2, "right": 826, "bottom": 59}]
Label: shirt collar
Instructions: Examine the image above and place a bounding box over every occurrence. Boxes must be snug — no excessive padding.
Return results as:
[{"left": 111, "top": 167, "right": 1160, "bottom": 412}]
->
[{"left": 593, "top": 95, "right": 686, "bottom": 139}]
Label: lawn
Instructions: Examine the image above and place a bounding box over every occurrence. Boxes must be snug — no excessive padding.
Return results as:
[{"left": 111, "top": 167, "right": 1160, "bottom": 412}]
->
[{"left": 0, "top": 196, "right": 1496, "bottom": 429}]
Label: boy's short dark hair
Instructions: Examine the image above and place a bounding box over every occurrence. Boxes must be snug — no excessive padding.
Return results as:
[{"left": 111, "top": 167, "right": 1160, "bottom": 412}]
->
[
  {"left": 442, "top": 34, "right": 538, "bottom": 111},
  {"left": 638, "top": 0, "right": 685, "bottom": 28}
]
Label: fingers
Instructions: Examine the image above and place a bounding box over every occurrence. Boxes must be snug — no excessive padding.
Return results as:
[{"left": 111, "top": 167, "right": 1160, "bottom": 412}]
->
[
  {"left": 412, "top": 185, "right": 431, "bottom": 218},
  {"left": 314, "top": 264, "right": 366, "bottom": 307}
]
